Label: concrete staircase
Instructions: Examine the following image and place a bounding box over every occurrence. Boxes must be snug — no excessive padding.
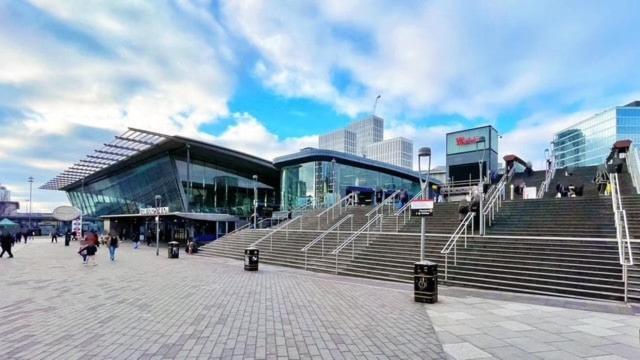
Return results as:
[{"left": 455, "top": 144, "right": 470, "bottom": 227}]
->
[
  {"left": 545, "top": 165, "right": 599, "bottom": 198},
  {"left": 197, "top": 168, "right": 640, "bottom": 303},
  {"left": 486, "top": 197, "right": 616, "bottom": 238}
]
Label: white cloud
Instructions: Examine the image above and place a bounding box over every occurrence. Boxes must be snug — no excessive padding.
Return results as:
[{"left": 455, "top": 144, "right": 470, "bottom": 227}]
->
[
  {"left": 221, "top": 0, "right": 640, "bottom": 120},
  {"left": 212, "top": 112, "right": 317, "bottom": 161},
  {"left": 0, "top": 0, "right": 235, "bottom": 148}
]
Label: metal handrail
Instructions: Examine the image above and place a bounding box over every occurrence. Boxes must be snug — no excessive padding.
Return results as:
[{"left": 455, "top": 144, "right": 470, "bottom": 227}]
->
[
  {"left": 217, "top": 216, "right": 278, "bottom": 241},
  {"left": 316, "top": 192, "right": 355, "bottom": 228},
  {"left": 301, "top": 214, "right": 354, "bottom": 270},
  {"left": 250, "top": 215, "right": 303, "bottom": 250},
  {"left": 441, "top": 212, "right": 475, "bottom": 280},
  {"left": 610, "top": 172, "right": 634, "bottom": 303},
  {"left": 330, "top": 213, "right": 383, "bottom": 274},
  {"left": 627, "top": 144, "right": 640, "bottom": 194},
  {"left": 481, "top": 167, "right": 514, "bottom": 232},
  {"left": 366, "top": 189, "right": 401, "bottom": 218},
  {"left": 393, "top": 190, "right": 423, "bottom": 232},
  {"left": 538, "top": 156, "right": 556, "bottom": 199},
  {"left": 302, "top": 215, "right": 354, "bottom": 252},
  {"left": 291, "top": 202, "right": 317, "bottom": 217}
]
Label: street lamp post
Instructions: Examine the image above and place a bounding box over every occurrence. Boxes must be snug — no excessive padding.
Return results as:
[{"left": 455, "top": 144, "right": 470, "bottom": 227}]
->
[
  {"left": 252, "top": 175, "right": 258, "bottom": 229},
  {"left": 476, "top": 137, "right": 486, "bottom": 235},
  {"left": 417, "top": 147, "right": 431, "bottom": 262},
  {"left": 28, "top": 176, "right": 33, "bottom": 231},
  {"left": 155, "top": 195, "right": 161, "bottom": 256},
  {"left": 331, "top": 159, "right": 337, "bottom": 205},
  {"left": 544, "top": 148, "right": 550, "bottom": 170}
]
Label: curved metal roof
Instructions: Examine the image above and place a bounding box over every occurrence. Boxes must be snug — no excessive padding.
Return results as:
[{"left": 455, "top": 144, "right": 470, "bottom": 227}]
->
[{"left": 274, "top": 148, "right": 442, "bottom": 185}]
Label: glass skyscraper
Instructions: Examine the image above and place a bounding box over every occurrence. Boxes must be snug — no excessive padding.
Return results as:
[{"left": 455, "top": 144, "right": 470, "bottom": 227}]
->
[{"left": 553, "top": 101, "right": 640, "bottom": 168}]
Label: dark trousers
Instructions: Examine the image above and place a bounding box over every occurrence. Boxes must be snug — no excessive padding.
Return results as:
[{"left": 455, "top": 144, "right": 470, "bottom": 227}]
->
[
  {"left": 52, "top": 236, "right": 57, "bottom": 243},
  {"left": 0, "top": 247, "right": 13, "bottom": 258}
]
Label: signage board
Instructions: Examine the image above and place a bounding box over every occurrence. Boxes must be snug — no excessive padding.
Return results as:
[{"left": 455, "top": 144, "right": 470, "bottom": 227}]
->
[
  {"left": 523, "top": 187, "right": 537, "bottom": 200},
  {"left": 140, "top": 207, "right": 170, "bottom": 215},
  {"left": 52, "top": 205, "right": 81, "bottom": 221},
  {"left": 410, "top": 199, "right": 434, "bottom": 217},
  {"left": 455, "top": 136, "right": 482, "bottom": 146}
]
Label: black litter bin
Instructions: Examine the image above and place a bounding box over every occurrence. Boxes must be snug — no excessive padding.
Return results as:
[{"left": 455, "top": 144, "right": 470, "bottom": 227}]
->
[
  {"left": 168, "top": 241, "right": 180, "bottom": 259},
  {"left": 414, "top": 260, "right": 438, "bottom": 303},
  {"left": 244, "top": 247, "right": 259, "bottom": 271}
]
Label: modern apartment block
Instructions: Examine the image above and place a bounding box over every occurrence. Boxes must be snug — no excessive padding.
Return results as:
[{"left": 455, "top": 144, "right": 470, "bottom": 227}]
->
[
  {"left": 346, "top": 116, "right": 384, "bottom": 156},
  {"left": 365, "top": 137, "right": 413, "bottom": 169},
  {"left": 318, "top": 115, "right": 414, "bottom": 169},
  {"left": 318, "top": 129, "right": 357, "bottom": 155}
]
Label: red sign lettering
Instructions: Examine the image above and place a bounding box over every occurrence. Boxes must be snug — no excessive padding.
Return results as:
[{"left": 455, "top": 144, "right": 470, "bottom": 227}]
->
[{"left": 456, "top": 136, "right": 482, "bottom": 146}]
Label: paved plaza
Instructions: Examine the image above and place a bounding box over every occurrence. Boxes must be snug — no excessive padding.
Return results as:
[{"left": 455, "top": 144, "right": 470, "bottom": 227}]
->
[{"left": 0, "top": 237, "right": 639, "bottom": 359}]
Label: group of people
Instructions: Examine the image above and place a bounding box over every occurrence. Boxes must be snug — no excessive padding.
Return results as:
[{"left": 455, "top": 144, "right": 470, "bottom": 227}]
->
[
  {"left": 77, "top": 230, "right": 120, "bottom": 265},
  {"left": 0, "top": 230, "right": 36, "bottom": 258},
  {"left": 555, "top": 183, "right": 584, "bottom": 198}
]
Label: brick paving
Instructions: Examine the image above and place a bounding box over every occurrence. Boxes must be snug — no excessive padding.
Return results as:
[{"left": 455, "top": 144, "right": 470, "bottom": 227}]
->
[
  {"left": 0, "top": 237, "right": 444, "bottom": 359},
  {"left": 2, "top": 237, "right": 640, "bottom": 359}
]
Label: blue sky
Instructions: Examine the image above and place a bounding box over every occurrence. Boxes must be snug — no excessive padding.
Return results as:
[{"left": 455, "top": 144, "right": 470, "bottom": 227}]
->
[{"left": 1, "top": 0, "right": 639, "bottom": 212}]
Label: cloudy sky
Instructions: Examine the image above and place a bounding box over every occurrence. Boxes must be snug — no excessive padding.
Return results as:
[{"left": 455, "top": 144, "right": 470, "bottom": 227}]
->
[{"left": 1, "top": 0, "right": 639, "bottom": 212}]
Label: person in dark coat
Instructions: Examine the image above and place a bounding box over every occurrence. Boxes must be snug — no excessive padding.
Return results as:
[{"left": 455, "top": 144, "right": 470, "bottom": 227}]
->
[
  {"left": 1, "top": 231, "right": 14, "bottom": 258},
  {"left": 108, "top": 234, "right": 118, "bottom": 261}
]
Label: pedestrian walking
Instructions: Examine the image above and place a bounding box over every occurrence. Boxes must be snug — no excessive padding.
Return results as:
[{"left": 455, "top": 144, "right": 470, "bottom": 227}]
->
[
  {"left": 133, "top": 233, "right": 141, "bottom": 249},
  {"left": 85, "top": 241, "right": 98, "bottom": 266},
  {"left": 22, "top": 231, "right": 28, "bottom": 244},
  {"left": 1, "top": 230, "right": 14, "bottom": 258},
  {"left": 146, "top": 231, "right": 152, "bottom": 246},
  {"left": 108, "top": 234, "right": 118, "bottom": 261},
  {"left": 51, "top": 231, "right": 58, "bottom": 243}
]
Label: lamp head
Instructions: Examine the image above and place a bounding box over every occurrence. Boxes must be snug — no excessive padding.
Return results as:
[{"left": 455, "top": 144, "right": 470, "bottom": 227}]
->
[
  {"left": 155, "top": 195, "right": 162, "bottom": 201},
  {"left": 418, "top": 147, "right": 431, "bottom": 158},
  {"left": 252, "top": 175, "right": 258, "bottom": 180}
]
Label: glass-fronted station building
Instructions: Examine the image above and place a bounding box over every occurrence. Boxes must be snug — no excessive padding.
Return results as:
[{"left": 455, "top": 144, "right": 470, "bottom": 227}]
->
[
  {"left": 554, "top": 101, "right": 640, "bottom": 168},
  {"left": 275, "top": 148, "right": 422, "bottom": 210},
  {"left": 42, "top": 128, "right": 432, "bottom": 243}
]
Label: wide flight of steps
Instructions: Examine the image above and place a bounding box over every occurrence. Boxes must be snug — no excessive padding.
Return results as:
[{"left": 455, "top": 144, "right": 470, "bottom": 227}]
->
[
  {"left": 486, "top": 197, "right": 616, "bottom": 238},
  {"left": 198, "top": 167, "right": 640, "bottom": 303},
  {"left": 545, "top": 165, "right": 599, "bottom": 198},
  {"left": 198, "top": 206, "right": 371, "bottom": 266}
]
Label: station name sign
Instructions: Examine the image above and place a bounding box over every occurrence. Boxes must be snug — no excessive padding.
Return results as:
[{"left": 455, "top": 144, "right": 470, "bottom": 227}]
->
[
  {"left": 140, "top": 207, "right": 170, "bottom": 215},
  {"left": 410, "top": 199, "right": 434, "bottom": 217},
  {"left": 456, "top": 136, "right": 482, "bottom": 146}
]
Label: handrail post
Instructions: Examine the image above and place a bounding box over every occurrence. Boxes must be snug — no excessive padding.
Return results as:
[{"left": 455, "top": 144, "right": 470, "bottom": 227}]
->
[
  {"left": 454, "top": 241, "right": 457, "bottom": 265},
  {"left": 471, "top": 216, "right": 474, "bottom": 237},
  {"left": 624, "top": 264, "right": 629, "bottom": 303},
  {"left": 445, "top": 255, "right": 448, "bottom": 280}
]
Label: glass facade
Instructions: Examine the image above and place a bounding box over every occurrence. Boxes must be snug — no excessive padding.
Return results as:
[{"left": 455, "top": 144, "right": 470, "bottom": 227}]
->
[
  {"left": 553, "top": 105, "right": 640, "bottom": 168},
  {"left": 67, "top": 156, "right": 184, "bottom": 217},
  {"left": 67, "top": 154, "right": 277, "bottom": 218},
  {"left": 281, "top": 161, "right": 419, "bottom": 210},
  {"left": 175, "top": 158, "right": 276, "bottom": 216}
]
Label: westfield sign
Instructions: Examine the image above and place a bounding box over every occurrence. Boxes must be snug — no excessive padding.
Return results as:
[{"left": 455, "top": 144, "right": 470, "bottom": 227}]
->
[{"left": 456, "top": 136, "right": 483, "bottom": 146}]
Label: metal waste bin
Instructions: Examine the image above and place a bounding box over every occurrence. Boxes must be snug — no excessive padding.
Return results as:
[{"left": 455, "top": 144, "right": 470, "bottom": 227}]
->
[
  {"left": 244, "top": 247, "right": 259, "bottom": 271},
  {"left": 414, "top": 260, "right": 438, "bottom": 303},
  {"left": 168, "top": 241, "right": 180, "bottom": 259}
]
